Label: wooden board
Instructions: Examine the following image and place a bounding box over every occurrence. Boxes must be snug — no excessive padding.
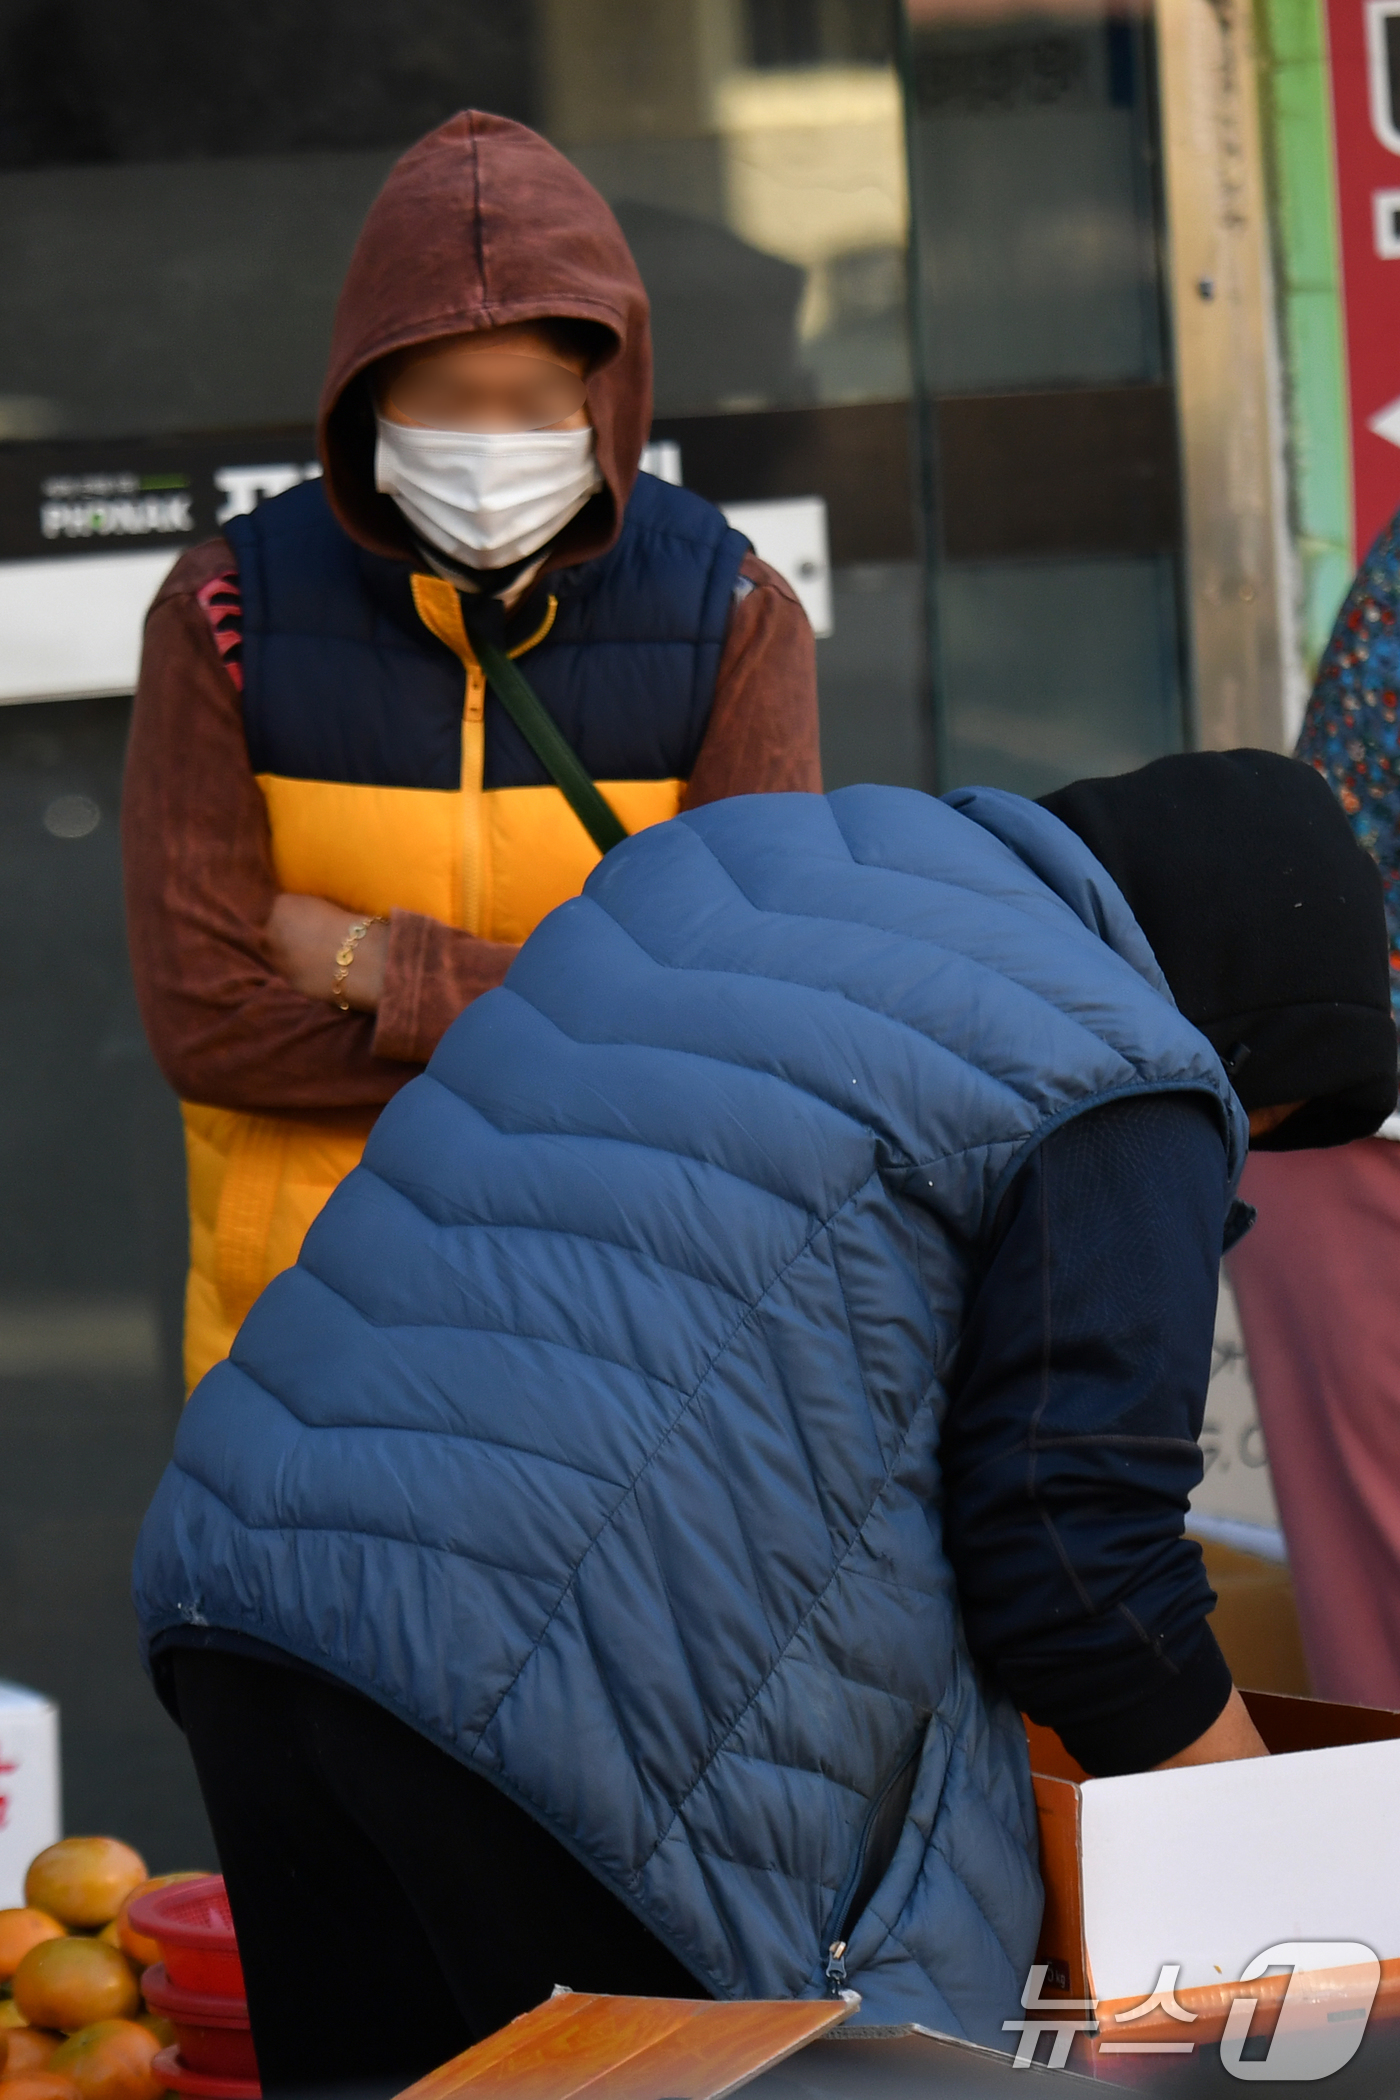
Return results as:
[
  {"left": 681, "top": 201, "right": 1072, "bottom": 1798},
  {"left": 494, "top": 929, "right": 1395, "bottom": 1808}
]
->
[{"left": 394, "top": 1991, "right": 857, "bottom": 2100}]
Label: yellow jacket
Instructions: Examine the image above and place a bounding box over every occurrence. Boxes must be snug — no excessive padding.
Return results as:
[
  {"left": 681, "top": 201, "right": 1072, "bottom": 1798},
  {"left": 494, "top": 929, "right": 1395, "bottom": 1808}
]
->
[{"left": 181, "top": 570, "right": 688, "bottom": 1388}]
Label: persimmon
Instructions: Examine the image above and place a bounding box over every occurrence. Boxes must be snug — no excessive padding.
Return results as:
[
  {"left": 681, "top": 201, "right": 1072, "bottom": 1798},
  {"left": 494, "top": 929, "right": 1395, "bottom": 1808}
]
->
[
  {"left": 12, "top": 1940, "right": 140, "bottom": 2033},
  {"left": 0, "top": 1913, "right": 66, "bottom": 1984},
  {"left": 24, "top": 1845, "right": 147, "bottom": 1933},
  {"left": 114, "top": 1876, "right": 207, "bottom": 1972},
  {"left": 0, "top": 2076, "right": 82, "bottom": 2100},
  {"left": 49, "top": 2021, "right": 166, "bottom": 2100},
  {"left": 3, "top": 2028, "right": 62, "bottom": 2074},
  {"left": 134, "top": 2018, "right": 173, "bottom": 2052}
]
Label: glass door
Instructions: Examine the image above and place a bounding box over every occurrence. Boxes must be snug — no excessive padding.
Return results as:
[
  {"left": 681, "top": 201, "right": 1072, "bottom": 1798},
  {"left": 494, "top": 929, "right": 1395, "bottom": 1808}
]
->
[
  {"left": 904, "top": 0, "right": 1190, "bottom": 796},
  {"left": 541, "top": 0, "right": 927, "bottom": 788}
]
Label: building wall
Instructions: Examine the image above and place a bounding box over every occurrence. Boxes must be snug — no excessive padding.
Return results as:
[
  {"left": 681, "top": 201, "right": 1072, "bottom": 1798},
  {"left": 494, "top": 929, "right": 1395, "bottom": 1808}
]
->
[{"left": 1257, "top": 0, "right": 1354, "bottom": 674}]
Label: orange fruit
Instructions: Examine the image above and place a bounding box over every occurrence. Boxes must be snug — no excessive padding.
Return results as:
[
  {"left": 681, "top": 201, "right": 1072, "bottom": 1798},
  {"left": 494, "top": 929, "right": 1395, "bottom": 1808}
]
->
[
  {"left": 0, "top": 1998, "right": 33, "bottom": 2029},
  {"left": 134, "top": 2018, "right": 173, "bottom": 2052},
  {"left": 0, "top": 2076, "right": 82, "bottom": 2100},
  {"left": 24, "top": 1846, "right": 147, "bottom": 1933},
  {"left": 12, "top": 1941, "right": 140, "bottom": 2033},
  {"left": 49, "top": 2022, "right": 166, "bottom": 2100},
  {"left": 114, "top": 1876, "right": 207, "bottom": 1972},
  {"left": 0, "top": 1913, "right": 66, "bottom": 1985},
  {"left": 3, "top": 2028, "right": 62, "bottom": 2074}
]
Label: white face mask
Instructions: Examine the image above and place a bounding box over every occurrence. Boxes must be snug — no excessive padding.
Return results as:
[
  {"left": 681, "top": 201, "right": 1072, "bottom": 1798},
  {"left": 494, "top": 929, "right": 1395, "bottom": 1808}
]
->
[{"left": 373, "top": 417, "right": 603, "bottom": 571}]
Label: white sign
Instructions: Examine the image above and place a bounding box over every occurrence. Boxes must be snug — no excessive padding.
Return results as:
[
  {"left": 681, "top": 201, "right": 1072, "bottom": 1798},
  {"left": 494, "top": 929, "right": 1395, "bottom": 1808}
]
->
[
  {"left": 638, "top": 440, "right": 682, "bottom": 486},
  {"left": 721, "top": 494, "right": 834, "bottom": 638},
  {"left": 1367, "top": 0, "right": 1400, "bottom": 154},
  {"left": 0, "top": 1682, "right": 60, "bottom": 1907},
  {"left": 0, "top": 475, "right": 835, "bottom": 705},
  {"left": 1190, "top": 1274, "right": 1281, "bottom": 1547},
  {"left": 0, "top": 549, "right": 181, "bottom": 706},
  {"left": 1374, "top": 187, "right": 1400, "bottom": 258}
]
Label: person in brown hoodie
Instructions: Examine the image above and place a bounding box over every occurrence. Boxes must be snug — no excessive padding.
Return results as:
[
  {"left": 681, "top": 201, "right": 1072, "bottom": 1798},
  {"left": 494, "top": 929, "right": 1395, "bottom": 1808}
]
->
[{"left": 123, "top": 112, "right": 820, "bottom": 1394}]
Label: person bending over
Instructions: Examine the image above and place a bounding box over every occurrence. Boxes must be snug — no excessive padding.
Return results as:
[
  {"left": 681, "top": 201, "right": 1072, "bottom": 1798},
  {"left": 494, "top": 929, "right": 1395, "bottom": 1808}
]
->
[{"left": 133, "top": 751, "right": 1393, "bottom": 2094}]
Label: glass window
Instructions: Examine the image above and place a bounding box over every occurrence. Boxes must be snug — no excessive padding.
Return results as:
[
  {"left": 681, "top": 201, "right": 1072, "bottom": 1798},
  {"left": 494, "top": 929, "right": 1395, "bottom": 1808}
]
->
[
  {"left": 904, "top": 0, "right": 1188, "bottom": 798},
  {"left": 0, "top": 1, "right": 537, "bottom": 441},
  {"left": 939, "top": 553, "right": 1182, "bottom": 797},
  {"left": 542, "top": 0, "right": 923, "bottom": 788},
  {"left": 909, "top": 8, "right": 1165, "bottom": 393},
  {"left": 543, "top": 0, "right": 910, "bottom": 417}
]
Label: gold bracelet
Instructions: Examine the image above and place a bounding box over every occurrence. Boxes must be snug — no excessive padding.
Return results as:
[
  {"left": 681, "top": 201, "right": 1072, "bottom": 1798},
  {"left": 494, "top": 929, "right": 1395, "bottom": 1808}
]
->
[{"left": 331, "top": 916, "right": 385, "bottom": 1011}]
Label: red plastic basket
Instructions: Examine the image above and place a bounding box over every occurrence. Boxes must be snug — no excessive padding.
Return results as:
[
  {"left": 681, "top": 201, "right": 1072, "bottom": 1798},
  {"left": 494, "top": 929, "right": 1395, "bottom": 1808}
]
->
[
  {"left": 126, "top": 1876, "right": 245, "bottom": 1998},
  {"left": 142, "top": 1965, "right": 256, "bottom": 2080},
  {"left": 152, "top": 2045, "right": 260, "bottom": 2100}
]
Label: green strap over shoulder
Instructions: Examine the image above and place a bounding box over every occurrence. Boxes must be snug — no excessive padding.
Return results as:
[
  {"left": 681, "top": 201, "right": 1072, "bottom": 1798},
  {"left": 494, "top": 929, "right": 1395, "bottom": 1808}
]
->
[{"left": 471, "top": 634, "right": 629, "bottom": 857}]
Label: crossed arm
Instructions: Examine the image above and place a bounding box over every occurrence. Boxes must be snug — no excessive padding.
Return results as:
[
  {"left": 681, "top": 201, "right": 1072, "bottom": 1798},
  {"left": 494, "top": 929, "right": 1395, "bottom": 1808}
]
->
[{"left": 124, "top": 542, "right": 819, "bottom": 1107}]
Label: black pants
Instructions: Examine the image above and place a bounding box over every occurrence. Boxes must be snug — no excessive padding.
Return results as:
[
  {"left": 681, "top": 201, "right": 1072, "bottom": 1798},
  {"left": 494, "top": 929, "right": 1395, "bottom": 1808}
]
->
[{"left": 170, "top": 1649, "right": 707, "bottom": 2096}]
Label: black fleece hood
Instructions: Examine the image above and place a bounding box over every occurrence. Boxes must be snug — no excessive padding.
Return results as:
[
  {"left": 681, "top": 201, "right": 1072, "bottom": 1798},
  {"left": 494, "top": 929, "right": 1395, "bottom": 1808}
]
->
[{"left": 1039, "top": 750, "right": 1397, "bottom": 1150}]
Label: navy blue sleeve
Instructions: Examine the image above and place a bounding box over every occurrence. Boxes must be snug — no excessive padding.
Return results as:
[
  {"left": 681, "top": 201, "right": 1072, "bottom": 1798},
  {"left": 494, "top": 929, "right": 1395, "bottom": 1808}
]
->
[{"left": 942, "top": 1093, "right": 1234, "bottom": 1776}]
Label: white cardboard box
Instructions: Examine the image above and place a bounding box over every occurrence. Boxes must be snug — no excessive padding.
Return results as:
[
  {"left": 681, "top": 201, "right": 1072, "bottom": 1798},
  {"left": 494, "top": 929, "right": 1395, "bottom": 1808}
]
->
[
  {"left": 1028, "top": 1693, "right": 1400, "bottom": 2034},
  {"left": 0, "top": 1681, "right": 60, "bottom": 1905}
]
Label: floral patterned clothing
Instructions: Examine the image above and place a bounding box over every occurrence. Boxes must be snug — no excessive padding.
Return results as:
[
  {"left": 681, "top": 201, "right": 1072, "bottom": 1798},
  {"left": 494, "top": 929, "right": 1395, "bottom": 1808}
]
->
[{"left": 1297, "top": 508, "right": 1400, "bottom": 1019}]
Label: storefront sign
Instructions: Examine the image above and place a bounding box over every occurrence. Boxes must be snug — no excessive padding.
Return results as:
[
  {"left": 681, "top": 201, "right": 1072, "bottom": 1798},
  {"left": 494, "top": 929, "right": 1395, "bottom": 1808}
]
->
[
  {"left": 0, "top": 430, "right": 321, "bottom": 562},
  {"left": 0, "top": 411, "right": 901, "bottom": 702},
  {"left": 0, "top": 404, "right": 918, "bottom": 568},
  {"left": 1329, "top": 0, "right": 1400, "bottom": 558}
]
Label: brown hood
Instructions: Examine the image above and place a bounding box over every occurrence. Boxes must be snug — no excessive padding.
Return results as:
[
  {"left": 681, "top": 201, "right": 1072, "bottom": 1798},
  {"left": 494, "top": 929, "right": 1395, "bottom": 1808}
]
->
[{"left": 319, "top": 111, "right": 651, "bottom": 568}]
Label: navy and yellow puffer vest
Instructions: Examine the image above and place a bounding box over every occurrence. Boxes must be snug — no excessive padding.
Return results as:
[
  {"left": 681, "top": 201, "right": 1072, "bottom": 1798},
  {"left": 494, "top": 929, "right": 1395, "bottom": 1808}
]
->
[
  {"left": 179, "top": 470, "right": 749, "bottom": 1389},
  {"left": 138, "top": 784, "right": 1247, "bottom": 2038}
]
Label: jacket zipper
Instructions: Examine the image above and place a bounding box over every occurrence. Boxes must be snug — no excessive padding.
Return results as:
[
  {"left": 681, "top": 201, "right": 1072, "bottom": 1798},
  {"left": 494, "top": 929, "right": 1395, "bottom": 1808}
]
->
[{"left": 820, "top": 1743, "right": 920, "bottom": 1996}]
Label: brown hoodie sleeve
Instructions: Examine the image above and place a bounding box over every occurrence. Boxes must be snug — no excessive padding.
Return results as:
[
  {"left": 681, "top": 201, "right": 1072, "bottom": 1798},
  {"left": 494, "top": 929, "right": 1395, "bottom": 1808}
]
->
[
  {"left": 683, "top": 551, "right": 821, "bottom": 807},
  {"left": 122, "top": 543, "right": 447, "bottom": 1111},
  {"left": 368, "top": 914, "right": 519, "bottom": 1064},
  {"left": 374, "top": 550, "right": 822, "bottom": 1061}
]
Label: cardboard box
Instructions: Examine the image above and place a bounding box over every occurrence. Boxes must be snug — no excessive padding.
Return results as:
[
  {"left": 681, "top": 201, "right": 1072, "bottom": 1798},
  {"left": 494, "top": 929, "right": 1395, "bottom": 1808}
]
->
[
  {"left": 1199, "top": 1540, "right": 1309, "bottom": 1698},
  {"left": 0, "top": 1680, "right": 59, "bottom": 1906},
  {"left": 1027, "top": 1690, "right": 1400, "bottom": 2043}
]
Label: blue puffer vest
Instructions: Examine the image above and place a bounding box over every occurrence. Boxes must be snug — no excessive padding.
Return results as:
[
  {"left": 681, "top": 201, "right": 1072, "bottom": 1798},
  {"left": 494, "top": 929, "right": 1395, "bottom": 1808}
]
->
[
  {"left": 134, "top": 787, "right": 1246, "bottom": 2041},
  {"left": 226, "top": 472, "right": 751, "bottom": 789}
]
